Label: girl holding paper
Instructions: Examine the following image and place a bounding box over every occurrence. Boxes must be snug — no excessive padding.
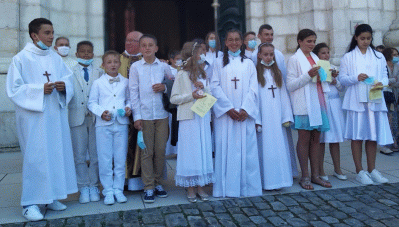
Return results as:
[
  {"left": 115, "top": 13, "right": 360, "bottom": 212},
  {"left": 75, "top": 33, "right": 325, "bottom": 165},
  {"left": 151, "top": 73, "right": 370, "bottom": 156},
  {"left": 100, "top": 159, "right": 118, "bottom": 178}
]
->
[
  {"left": 339, "top": 24, "right": 392, "bottom": 185},
  {"left": 286, "top": 29, "right": 331, "bottom": 190},
  {"left": 313, "top": 43, "right": 347, "bottom": 181},
  {"left": 170, "top": 42, "right": 214, "bottom": 202}
]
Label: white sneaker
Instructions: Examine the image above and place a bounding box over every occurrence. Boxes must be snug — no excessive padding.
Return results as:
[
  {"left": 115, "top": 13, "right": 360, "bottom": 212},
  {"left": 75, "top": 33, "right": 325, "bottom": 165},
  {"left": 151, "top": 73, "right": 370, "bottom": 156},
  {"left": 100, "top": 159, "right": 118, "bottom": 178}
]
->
[
  {"left": 22, "top": 205, "right": 43, "bottom": 221},
  {"left": 333, "top": 172, "right": 348, "bottom": 180},
  {"left": 114, "top": 192, "right": 127, "bottom": 203},
  {"left": 320, "top": 175, "right": 329, "bottom": 181},
  {"left": 47, "top": 200, "right": 67, "bottom": 211},
  {"left": 370, "top": 169, "right": 389, "bottom": 184},
  {"left": 356, "top": 170, "right": 374, "bottom": 185},
  {"left": 379, "top": 145, "right": 393, "bottom": 154},
  {"left": 79, "top": 187, "right": 90, "bottom": 204},
  {"left": 104, "top": 194, "right": 115, "bottom": 205},
  {"left": 89, "top": 186, "right": 100, "bottom": 202}
]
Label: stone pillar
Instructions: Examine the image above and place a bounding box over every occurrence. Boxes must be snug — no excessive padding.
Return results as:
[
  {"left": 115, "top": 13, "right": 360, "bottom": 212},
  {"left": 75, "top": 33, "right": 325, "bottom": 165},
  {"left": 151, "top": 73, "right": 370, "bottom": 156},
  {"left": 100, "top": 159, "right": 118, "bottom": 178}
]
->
[{"left": 383, "top": 0, "right": 399, "bottom": 49}]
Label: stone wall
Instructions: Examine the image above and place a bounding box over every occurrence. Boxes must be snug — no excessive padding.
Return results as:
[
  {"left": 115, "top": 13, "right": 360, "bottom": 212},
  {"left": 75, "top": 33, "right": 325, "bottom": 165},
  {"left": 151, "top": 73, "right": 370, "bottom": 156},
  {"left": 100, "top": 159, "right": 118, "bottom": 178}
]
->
[
  {"left": 0, "top": 0, "right": 104, "bottom": 147},
  {"left": 246, "top": 0, "right": 397, "bottom": 65}
]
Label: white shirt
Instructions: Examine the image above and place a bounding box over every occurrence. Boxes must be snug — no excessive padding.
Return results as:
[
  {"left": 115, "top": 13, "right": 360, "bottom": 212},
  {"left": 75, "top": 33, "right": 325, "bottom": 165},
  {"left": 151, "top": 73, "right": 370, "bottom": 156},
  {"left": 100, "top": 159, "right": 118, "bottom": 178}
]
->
[
  {"left": 129, "top": 58, "right": 174, "bottom": 121},
  {"left": 78, "top": 64, "right": 93, "bottom": 82}
]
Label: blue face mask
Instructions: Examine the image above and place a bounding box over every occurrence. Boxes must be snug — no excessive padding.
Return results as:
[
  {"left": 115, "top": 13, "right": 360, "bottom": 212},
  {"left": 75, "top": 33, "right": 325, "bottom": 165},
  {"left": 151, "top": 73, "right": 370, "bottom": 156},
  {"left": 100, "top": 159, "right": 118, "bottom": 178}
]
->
[
  {"left": 198, "top": 54, "right": 206, "bottom": 64},
  {"left": 208, "top": 40, "right": 216, "bottom": 49},
  {"left": 364, "top": 77, "right": 375, "bottom": 85},
  {"left": 392, "top": 57, "right": 399, "bottom": 64},
  {"left": 37, "top": 41, "right": 50, "bottom": 50},
  {"left": 77, "top": 58, "right": 94, "bottom": 66},
  {"left": 248, "top": 40, "right": 257, "bottom": 49},
  {"left": 261, "top": 60, "right": 274, "bottom": 67},
  {"left": 228, "top": 50, "right": 241, "bottom": 57},
  {"left": 137, "top": 131, "right": 146, "bottom": 149}
]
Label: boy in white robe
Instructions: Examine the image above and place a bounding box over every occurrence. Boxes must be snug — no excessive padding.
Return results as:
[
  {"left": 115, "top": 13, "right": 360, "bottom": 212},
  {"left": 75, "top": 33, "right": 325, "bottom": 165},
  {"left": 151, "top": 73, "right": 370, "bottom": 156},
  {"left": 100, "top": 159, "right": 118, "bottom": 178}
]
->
[{"left": 6, "top": 18, "right": 77, "bottom": 221}]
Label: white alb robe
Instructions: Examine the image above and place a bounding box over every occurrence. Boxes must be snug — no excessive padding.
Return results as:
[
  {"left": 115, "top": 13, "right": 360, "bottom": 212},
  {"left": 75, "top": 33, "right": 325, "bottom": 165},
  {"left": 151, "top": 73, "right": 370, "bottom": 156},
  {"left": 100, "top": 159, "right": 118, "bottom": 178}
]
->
[
  {"left": 211, "top": 56, "right": 262, "bottom": 198},
  {"left": 6, "top": 43, "right": 77, "bottom": 206},
  {"left": 256, "top": 69, "right": 294, "bottom": 190}
]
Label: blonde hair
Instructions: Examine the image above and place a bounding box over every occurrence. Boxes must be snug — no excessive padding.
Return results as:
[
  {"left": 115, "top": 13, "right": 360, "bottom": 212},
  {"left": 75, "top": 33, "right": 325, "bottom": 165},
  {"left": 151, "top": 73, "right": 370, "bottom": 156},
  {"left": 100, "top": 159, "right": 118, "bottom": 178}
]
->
[
  {"left": 256, "top": 43, "right": 282, "bottom": 88},
  {"left": 102, "top": 50, "right": 120, "bottom": 62},
  {"left": 181, "top": 42, "right": 206, "bottom": 83}
]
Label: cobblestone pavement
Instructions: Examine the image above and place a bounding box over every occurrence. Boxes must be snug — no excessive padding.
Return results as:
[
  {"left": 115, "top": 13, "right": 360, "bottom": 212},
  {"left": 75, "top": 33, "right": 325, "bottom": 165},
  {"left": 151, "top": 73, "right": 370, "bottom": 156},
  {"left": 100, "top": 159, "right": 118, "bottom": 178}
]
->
[{"left": 3, "top": 183, "right": 399, "bottom": 227}]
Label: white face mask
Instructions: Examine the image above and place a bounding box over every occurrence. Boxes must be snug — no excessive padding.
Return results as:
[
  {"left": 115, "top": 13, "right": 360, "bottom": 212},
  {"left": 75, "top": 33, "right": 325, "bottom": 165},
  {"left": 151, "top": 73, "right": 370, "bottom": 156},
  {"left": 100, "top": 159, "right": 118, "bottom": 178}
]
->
[
  {"left": 197, "top": 54, "right": 206, "bottom": 64},
  {"left": 261, "top": 60, "right": 275, "bottom": 67},
  {"left": 57, "top": 46, "right": 70, "bottom": 56}
]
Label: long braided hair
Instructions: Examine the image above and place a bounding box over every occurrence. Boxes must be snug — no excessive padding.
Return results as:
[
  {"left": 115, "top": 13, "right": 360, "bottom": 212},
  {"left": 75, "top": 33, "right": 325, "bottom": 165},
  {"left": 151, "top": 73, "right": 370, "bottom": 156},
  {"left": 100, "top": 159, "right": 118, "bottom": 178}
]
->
[{"left": 222, "top": 29, "right": 246, "bottom": 67}]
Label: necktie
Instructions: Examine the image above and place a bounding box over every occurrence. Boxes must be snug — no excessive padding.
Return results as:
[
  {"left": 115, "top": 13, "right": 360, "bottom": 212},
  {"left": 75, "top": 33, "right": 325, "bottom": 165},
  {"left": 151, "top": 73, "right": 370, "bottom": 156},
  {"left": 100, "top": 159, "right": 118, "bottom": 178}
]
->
[
  {"left": 83, "top": 67, "right": 89, "bottom": 82},
  {"left": 109, "top": 77, "right": 120, "bottom": 84}
]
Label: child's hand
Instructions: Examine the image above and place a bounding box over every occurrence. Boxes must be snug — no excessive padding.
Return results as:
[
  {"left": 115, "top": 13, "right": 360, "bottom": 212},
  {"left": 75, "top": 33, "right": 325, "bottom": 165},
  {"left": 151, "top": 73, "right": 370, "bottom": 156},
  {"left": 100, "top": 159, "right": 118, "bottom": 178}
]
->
[
  {"left": 330, "top": 69, "right": 339, "bottom": 78},
  {"left": 194, "top": 81, "right": 204, "bottom": 89},
  {"left": 331, "top": 78, "right": 337, "bottom": 85},
  {"left": 54, "top": 81, "right": 66, "bottom": 91},
  {"left": 192, "top": 89, "right": 206, "bottom": 99},
  {"left": 125, "top": 107, "right": 132, "bottom": 117},
  {"left": 134, "top": 120, "right": 143, "bottom": 130},
  {"left": 239, "top": 109, "right": 248, "bottom": 122},
  {"left": 227, "top": 108, "right": 240, "bottom": 121},
  {"left": 358, "top": 73, "right": 368, "bottom": 81},
  {"left": 152, "top": 83, "right": 166, "bottom": 93},
  {"left": 308, "top": 66, "right": 320, "bottom": 78},
  {"left": 44, "top": 82, "right": 54, "bottom": 94},
  {"left": 101, "top": 110, "right": 112, "bottom": 121}
]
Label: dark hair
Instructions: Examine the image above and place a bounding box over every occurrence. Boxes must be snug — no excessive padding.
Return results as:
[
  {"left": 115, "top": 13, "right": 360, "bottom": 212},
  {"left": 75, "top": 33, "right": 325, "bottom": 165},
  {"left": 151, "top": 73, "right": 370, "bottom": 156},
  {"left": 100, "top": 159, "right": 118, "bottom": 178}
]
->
[
  {"left": 256, "top": 43, "right": 282, "bottom": 88},
  {"left": 347, "top": 24, "right": 379, "bottom": 58},
  {"left": 168, "top": 50, "right": 180, "bottom": 60},
  {"left": 181, "top": 42, "right": 206, "bottom": 82},
  {"left": 102, "top": 50, "right": 120, "bottom": 62},
  {"left": 258, "top": 24, "right": 273, "bottom": 35},
  {"left": 312, "top": 43, "right": 329, "bottom": 56},
  {"left": 205, "top": 31, "right": 221, "bottom": 57},
  {"left": 376, "top": 45, "right": 385, "bottom": 51},
  {"left": 77, "top": 41, "right": 94, "bottom": 51},
  {"left": 222, "top": 29, "right": 246, "bottom": 67},
  {"left": 382, "top": 47, "right": 399, "bottom": 62},
  {"left": 192, "top": 38, "right": 205, "bottom": 45},
  {"left": 139, "top": 34, "right": 158, "bottom": 45},
  {"left": 28, "top": 18, "right": 53, "bottom": 41},
  {"left": 55, "top": 37, "right": 69, "bottom": 46},
  {"left": 296, "top": 29, "right": 317, "bottom": 50},
  {"left": 243, "top": 31, "right": 256, "bottom": 40}
]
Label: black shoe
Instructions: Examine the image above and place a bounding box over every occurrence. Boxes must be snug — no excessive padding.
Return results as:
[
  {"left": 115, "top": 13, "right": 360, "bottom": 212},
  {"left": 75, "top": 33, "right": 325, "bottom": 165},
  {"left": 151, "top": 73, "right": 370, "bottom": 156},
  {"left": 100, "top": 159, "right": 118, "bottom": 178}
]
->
[
  {"left": 143, "top": 190, "right": 155, "bottom": 203},
  {"left": 155, "top": 185, "right": 168, "bottom": 198}
]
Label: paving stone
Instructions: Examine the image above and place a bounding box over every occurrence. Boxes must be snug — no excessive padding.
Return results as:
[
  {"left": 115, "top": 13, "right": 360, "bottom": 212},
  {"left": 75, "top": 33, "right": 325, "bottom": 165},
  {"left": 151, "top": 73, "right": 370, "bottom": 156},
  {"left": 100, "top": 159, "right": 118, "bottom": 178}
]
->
[
  {"left": 329, "top": 200, "right": 346, "bottom": 208},
  {"left": 242, "top": 207, "right": 259, "bottom": 216},
  {"left": 49, "top": 219, "right": 66, "bottom": 227},
  {"left": 227, "top": 207, "right": 243, "bottom": 214},
  {"left": 365, "top": 211, "right": 394, "bottom": 219},
  {"left": 299, "top": 191, "right": 317, "bottom": 198},
  {"left": 356, "top": 194, "right": 377, "bottom": 204},
  {"left": 25, "top": 221, "right": 47, "bottom": 227},
  {"left": 286, "top": 217, "right": 309, "bottom": 226},
  {"left": 337, "top": 206, "right": 357, "bottom": 213},
  {"left": 123, "top": 210, "right": 139, "bottom": 222},
  {"left": 142, "top": 209, "right": 164, "bottom": 224},
  {"left": 84, "top": 219, "right": 103, "bottom": 227},
  {"left": 378, "top": 199, "right": 399, "bottom": 206},
  {"left": 276, "top": 195, "right": 299, "bottom": 206},
  {"left": 310, "top": 221, "right": 330, "bottom": 227},
  {"left": 270, "top": 201, "right": 288, "bottom": 211},
  {"left": 249, "top": 196, "right": 264, "bottom": 203},
  {"left": 320, "top": 216, "right": 339, "bottom": 224},
  {"left": 165, "top": 213, "right": 188, "bottom": 227},
  {"left": 336, "top": 194, "right": 356, "bottom": 202},
  {"left": 249, "top": 215, "right": 268, "bottom": 224},
  {"left": 345, "top": 201, "right": 367, "bottom": 210},
  {"left": 363, "top": 219, "right": 387, "bottom": 227},
  {"left": 259, "top": 209, "right": 276, "bottom": 217},
  {"left": 234, "top": 198, "right": 253, "bottom": 207},
  {"left": 290, "top": 195, "right": 310, "bottom": 203},
  {"left": 3, "top": 223, "right": 24, "bottom": 227},
  {"left": 349, "top": 212, "right": 369, "bottom": 221},
  {"left": 222, "top": 199, "right": 237, "bottom": 208},
  {"left": 344, "top": 218, "right": 366, "bottom": 226},
  {"left": 332, "top": 224, "right": 351, "bottom": 227},
  {"left": 302, "top": 202, "right": 318, "bottom": 210},
  {"left": 261, "top": 195, "right": 276, "bottom": 202},
  {"left": 288, "top": 206, "right": 307, "bottom": 214},
  {"left": 122, "top": 221, "right": 141, "bottom": 227},
  {"left": 187, "top": 216, "right": 208, "bottom": 227},
  {"left": 215, "top": 213, "right": 232, "bottom": 220},
  {"left": 329, "top": 210, "right": 349, "bottom": 219},
  {"left": 297, "top": 212, "right": 318, "bottom": 221},
  {"left": 231, "top": 214, "right": 251, "bottom": 224},
  {"left": 183, "top": 208, "right": 200, "bottom": 215},
  {"left": 267, "top": 216, "right": 287, "bottom": 226},
  {"left": 197, "top": 203, "right": 213, "bottom": 212},
  {"left": 202, "top": 211, "right": 215, "bottom": 217},
  {"left": 66, "top": 217, "right": 84, "bottom": 226},
  {"left": 315, "top": 191, "right": 335, "bottom": 200},
  {"left": 218, "top": 220, "right": 237, "bottom": 227},
  {"left": 385, "top": 208, "right": 399, "bottom": 215},
  {"left": 310, "top": 210, "right": 328, "bottom": 217},
  {"left": 380, "top": 218, "right": 399, "bottom": 227},
  {"left": 160, "top": 205, "right": 182, "bottom": 214},
  {"left": 204, "top": 217, "right": 220, "bottom": 227},
  {"left": 277, "top": 211, "right": 295, "bottom": 219},
  {"left": 254, "top": 202, "right": 270, "bottom": 210},
  {"left": 369, "top": 202, "right": 391, "bottom": 210},
  {"left": 310, "top": 197, "right": 327, "bottom": 206},
  {"left": 318, "top": 204, "right": 336, "bottom": 211},
  {"left": 212, "top": 205, "right": 227, "bottom": 213}
]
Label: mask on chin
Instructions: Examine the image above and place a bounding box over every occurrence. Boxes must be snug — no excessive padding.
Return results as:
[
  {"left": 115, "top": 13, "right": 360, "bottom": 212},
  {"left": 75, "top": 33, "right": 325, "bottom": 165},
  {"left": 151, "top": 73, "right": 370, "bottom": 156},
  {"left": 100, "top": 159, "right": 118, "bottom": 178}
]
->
[
  {"left": 261, "top": 60, "right": 275, "bottom": 67},
  {"left": 77, "top": 58, "right": 94, "bottom": 66},
  {"left": 37, "top": 40, "right": 50, "bottom": 50}
]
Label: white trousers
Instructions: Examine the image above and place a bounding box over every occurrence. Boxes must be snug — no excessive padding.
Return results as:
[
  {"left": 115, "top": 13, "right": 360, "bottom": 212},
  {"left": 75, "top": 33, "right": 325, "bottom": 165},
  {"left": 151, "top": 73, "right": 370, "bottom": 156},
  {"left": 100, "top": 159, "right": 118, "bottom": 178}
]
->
[
  {"left": 96, "top": 121, "right": 128, "bottom": 196},
  {"left": 71, "top": 116, "right": 99, "bottom": 189}
]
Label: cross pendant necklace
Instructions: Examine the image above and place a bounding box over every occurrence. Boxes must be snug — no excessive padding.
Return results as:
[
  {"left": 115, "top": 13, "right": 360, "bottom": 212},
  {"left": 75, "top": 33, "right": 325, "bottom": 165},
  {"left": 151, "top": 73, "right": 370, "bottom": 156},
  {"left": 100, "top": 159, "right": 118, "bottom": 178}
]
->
[
  {"left": 231, "top": 77, "right": 240, "bottom": 89},
  {"left": 268, "top": 85, "right": 277, "bottom": 98},
  {"left": 43, "top": 71, "right": 51, "bottom": 82}
]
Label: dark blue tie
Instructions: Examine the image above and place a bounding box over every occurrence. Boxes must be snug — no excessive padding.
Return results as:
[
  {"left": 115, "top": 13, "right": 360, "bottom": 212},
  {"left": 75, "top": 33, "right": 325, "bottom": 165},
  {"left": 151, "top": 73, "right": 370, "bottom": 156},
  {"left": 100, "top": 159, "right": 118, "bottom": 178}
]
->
[{"left": 83, "top": 67, "right": 89, "bottom": 82}]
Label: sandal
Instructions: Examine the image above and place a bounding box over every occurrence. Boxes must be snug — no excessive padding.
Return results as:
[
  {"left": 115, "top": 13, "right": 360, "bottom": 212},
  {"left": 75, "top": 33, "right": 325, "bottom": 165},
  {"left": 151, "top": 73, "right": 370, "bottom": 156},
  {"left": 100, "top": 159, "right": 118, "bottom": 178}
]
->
[
  {"left": 299, "top": 177, "right": 314, "bottom": 190},
  {"left": 311, "top": 176, "right": 332, "bottom": 188}
]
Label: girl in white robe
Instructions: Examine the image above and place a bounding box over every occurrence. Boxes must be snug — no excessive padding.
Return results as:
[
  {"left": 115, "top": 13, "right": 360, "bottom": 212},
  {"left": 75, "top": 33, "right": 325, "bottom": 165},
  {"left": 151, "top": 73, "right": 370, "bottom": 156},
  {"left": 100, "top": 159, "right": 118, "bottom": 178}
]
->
[
  {"left": 312, "top": 43, "right": 347, "bottom": 181},
  {"left": 339, "top": 24, "right": 393, "bottom": 185},
  {"left": 205, "top": 31, "right": 223, "bottom": 65},
  {"left": 255, "top": 43, "right": 294, "bottom": 190},
  {"left": 171, "top": 42, "right": 214, "bottom": 202}
]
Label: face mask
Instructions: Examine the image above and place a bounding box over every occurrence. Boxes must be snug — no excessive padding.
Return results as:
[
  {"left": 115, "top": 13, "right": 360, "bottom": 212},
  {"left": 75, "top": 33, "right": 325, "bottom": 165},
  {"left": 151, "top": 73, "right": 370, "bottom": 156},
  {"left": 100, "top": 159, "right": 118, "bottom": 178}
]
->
[
  {"left": 228, "top": 50, "right": 241, "bottom": 57},
  {"left": 261, "top": 60, "right": 274, "bottom": 67},
  {"left": 208, "top": 40, "right": 216, "bottom": 49},
  {"left": 392, "top": 57, "right": 399, "bottom": 64},
  {"left": 57, "top": 46, "right": 70, "bottom": 56},
  {"left": 248, "top": 40, "right": 257, "bottom": 49},
  {"left": 176, "top": 59, "right": 183, "bottom": 67},
  {"left": 77, "top": 58, "right": 94, "bottom": 66},
  {"left": 197, "top": 54, "right": 206, "bottom": 64},
  {"left": 37, "top": 40, "right": 50, "bottom": 50},
  {"left": 137, "top": 131, "right": 146, "bottom": 149}
]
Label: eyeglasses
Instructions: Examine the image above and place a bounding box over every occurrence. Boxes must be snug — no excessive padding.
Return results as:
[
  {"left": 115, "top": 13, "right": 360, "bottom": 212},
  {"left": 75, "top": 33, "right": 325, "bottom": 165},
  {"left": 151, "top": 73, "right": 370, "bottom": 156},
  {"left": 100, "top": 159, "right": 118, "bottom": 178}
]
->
[{"left": 126, "top": 40, "right": 139, "bottom": 44}]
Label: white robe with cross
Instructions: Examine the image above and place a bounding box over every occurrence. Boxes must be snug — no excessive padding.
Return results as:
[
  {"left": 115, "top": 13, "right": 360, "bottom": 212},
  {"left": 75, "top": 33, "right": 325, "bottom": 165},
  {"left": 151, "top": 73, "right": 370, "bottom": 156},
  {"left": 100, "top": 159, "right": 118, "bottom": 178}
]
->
[
  {"left": 256, "top": 69, "right": 294, "bottom": 190},
  {"left": 6, "top": 43, "right": 77, "bottom": 206},
  {"left": 211, "top": 56, "right": 262, "bottom": 198}
]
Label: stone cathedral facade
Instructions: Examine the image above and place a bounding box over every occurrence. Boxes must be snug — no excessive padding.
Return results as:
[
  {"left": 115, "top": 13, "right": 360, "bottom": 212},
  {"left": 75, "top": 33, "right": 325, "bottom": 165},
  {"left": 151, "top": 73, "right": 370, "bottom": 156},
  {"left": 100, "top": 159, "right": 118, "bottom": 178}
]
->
[{"left": 1, "top": 0, "right": 399, "bottom": 146}]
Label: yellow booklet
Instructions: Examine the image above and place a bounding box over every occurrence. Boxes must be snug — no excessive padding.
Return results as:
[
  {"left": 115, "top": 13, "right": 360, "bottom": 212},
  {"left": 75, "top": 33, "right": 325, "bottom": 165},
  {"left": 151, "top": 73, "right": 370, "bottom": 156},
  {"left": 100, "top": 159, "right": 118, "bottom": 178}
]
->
[
  {"left": 369, "top": 84, "right": 384, "bottom": 100},
  {"left": 190, "top": 93, "right": 217, "bottom": 118},
  {"left": 313, "top": 60, "right": 332, "bottom": 83}
]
